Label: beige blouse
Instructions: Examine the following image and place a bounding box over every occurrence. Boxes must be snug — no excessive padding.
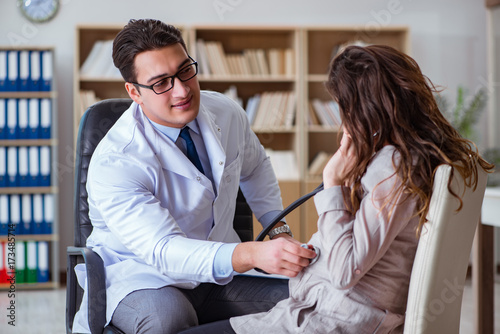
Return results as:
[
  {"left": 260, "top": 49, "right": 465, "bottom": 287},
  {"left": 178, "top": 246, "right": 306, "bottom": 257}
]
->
[{"left": 231, "top": 145, "right": 420, "bottom": 333}]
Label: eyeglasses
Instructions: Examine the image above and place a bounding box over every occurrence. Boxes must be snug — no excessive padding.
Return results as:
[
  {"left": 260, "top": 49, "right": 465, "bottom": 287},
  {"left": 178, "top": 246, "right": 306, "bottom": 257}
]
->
[{"left": 131, "top": 56, "right": 198, "bottom": 95}]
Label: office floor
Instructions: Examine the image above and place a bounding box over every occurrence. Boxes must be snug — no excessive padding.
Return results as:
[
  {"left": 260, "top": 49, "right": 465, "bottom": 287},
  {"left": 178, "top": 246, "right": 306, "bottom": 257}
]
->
[{"left": 0, "top": 276, "right": 499, "bottom": 334}]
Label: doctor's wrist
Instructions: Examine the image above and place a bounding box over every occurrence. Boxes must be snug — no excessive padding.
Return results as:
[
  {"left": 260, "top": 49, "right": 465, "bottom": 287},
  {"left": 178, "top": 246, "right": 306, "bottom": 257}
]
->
[{"left": 268, "top": 223, "right": 293, "bottom": 239}]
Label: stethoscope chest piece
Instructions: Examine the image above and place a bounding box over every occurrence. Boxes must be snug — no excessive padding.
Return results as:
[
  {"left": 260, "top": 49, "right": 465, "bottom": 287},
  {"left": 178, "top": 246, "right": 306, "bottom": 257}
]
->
[{"left": 301, "top": 244, "right": 321, "bottom": 265}]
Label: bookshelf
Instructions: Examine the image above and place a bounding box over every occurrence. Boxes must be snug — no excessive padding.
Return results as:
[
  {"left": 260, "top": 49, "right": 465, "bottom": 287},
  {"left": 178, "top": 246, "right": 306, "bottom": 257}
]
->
[
  {"left": 74, "top": 25, "right": 409, "bottom": 242},
  {"left": 0, "top": 46, "right": 59, "bottom": 290}
]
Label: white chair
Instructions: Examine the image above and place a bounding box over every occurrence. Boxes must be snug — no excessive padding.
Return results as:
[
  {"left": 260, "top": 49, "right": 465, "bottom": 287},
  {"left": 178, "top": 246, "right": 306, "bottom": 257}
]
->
[{"left": 404, "top": 164, "right": 488, "bottom": 333}]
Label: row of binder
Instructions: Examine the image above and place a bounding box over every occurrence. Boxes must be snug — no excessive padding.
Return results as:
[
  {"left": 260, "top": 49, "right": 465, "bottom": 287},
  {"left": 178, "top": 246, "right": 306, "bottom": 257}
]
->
[
  {"left": 0, "top": 98, "right": 52, "bottom": 140},
  {"left": 0, "top": 146, "right": 51, "bottom": 188},
  {"left": 0, "top": 49, "right": 53, "bottom": 92},
  {"left": 0, "top": 194, "right": 54, "bottom": 235},
  {"left": 0, "top": 241, "right": 49, "bottom": 284}
]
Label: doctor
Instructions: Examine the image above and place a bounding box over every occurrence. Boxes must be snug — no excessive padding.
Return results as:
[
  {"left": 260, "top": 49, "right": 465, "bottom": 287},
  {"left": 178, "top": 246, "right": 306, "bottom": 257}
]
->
[{"left": 72, "top": 19, "right": 316, "bottom": 334}]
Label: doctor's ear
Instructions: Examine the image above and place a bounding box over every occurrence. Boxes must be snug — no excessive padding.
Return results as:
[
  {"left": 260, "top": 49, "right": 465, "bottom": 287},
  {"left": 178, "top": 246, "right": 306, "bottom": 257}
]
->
[{"left": 125, "top": 82, "right": 143, "bottom": 105}]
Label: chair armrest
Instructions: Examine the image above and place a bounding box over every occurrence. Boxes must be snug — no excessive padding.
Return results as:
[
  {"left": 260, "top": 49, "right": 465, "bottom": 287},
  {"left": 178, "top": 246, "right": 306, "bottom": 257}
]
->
[{"left": 66, "top": 246, "right": 107, "bottom": 334}]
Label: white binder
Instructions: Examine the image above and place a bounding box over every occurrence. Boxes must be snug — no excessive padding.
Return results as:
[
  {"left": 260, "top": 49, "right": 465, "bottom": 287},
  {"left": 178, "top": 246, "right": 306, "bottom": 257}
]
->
[
  {"left": 28, "top": 98, "right": 40, "bottom": 138},
  {"left": 28, "top": 146, "right": 39, "bottom": 186},
  {"left": 18, "top": 99, "right": 29, "bottom": 138},
  {"left": 18, "top": 146, "right": 28, "bottom": 186},
  {"left": 21, "top": 194, "right": 32, "bottom": 234},
  {"left": 7, "top": 146, "right": 17, "bottom": 186}
]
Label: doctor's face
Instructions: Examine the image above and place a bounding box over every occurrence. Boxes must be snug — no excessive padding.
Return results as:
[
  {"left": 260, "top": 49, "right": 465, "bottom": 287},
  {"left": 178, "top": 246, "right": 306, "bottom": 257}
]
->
[{"left": 125, "top": 43, "right": 201, "bottom": 128}]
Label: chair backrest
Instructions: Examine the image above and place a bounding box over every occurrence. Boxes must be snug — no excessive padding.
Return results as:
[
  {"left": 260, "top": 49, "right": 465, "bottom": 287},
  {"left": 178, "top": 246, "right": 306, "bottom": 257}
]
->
[
  {"left": 74, "top": 98, "right": 253, "bottom": 247},
  {"left": 403, "top": 164, "right": 487, "bottom": 333},
  {"left": 74, "top": 98, "right": 133, "bottom": 247}
]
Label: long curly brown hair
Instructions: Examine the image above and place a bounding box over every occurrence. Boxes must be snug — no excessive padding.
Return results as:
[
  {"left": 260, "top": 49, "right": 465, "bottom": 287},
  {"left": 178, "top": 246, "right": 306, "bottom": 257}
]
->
[{"left": 325, "top": 45, "right": 493, "bottom": 236}]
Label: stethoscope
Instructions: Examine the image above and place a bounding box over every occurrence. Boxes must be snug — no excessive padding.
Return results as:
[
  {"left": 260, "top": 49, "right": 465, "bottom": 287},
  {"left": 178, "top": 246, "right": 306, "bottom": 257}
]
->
[{"left": 254, "top": 182, "right": 324, "bottom": 273}]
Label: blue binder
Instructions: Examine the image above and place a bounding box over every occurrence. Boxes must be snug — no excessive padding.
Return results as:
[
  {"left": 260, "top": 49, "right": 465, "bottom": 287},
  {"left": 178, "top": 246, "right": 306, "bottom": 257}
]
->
[
  {"left": 43, "top": 194, "right": 53, "bottom": 234},
  {"left": 37, "top": 241, "right": 49, "bottom": 283},
  {"left": 0, "top": 99, "right": 5, "bottom": 139},
  {"left": 6, "top": 146, "right": 18, "bottom": 187},
  {"left": 29, "top": 51, "right": 41, "bottom": 91},
  {"left": 18, "top": 146, "right": 29, "bottom": 187},
  {"left": 6, "top": 99, "right": 17, "bottom": 139},
  {"left": 0, "top": 51, "right": 7, "bottom": 91},
  {"left": 32, "top": 194, "right": 43, "bottom": 234},
  {"left": 21, "top": 194, "right": 32, "bottom": 235},
  {"left": 39, "top": 146, "right": 50, "bottom": 187},
  {"left": 39, "top": 99, "right": 51, "bottom": 139},
  {"left": 6, "top": 50, "right": 19, "bottom": 91},
  {"left": 28, "top": 146, "right": 39, "bottom": 187},
  {"left": 0, "top": 195, "right": 8, "bottom": 235},
  {"left": 9, "top": 195, "right": 22, "bottom": 235},
  {"left": 28, "top": 99, "right": 40, "bottom": 139},
  {"left": 19, "top": 50, "right": 30, "bottom": 92},
  {"left": 40, "top": 50, "right": 52, "bottom": 92},
  {"left": 18, "top": 99, "right": 29, "bottom": 139},
  {"left": 0, "top": 147, "right": 6, "bottom": 187}
]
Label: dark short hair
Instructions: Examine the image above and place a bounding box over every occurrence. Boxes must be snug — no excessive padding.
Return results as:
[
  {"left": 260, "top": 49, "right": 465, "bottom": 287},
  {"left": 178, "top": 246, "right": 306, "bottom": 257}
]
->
[{"left": 112, "top": 19, "right": 187, "bottom": 83}]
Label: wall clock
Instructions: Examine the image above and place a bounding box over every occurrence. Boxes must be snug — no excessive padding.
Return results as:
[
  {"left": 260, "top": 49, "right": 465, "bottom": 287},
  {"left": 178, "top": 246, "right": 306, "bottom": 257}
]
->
[{"left": 17, "top": 0, "right": 60, "bottom": 23}]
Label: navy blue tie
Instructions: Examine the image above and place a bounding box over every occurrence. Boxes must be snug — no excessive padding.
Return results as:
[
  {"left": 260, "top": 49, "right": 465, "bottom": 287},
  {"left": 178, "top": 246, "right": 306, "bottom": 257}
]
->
[{"left": 179, "top": 127, "right": 205, "bottom": 174}]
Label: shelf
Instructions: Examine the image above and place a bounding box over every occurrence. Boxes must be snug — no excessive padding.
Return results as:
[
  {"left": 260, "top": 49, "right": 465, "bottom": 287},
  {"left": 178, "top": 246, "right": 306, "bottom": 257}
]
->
[
  {"left": 0, "top": 186, "right": 58, "bottom": 195},
  {"left": 0, "top": 45, "right": 59, "bottom": 290},
  {"left": 0, "top": 139, "right": 57, "bottom": 146},
  {"left": 198, "top": 75, "right": 296, "bottom": 82},
  {"left": 0, "top": 281, "right": 59, "bottom": 290},
  {"left": 0, "top": 234, "right": 58, "bottom": 242},
  {"left": 0, "top": 91, "right": 56, "bottom": 99}
]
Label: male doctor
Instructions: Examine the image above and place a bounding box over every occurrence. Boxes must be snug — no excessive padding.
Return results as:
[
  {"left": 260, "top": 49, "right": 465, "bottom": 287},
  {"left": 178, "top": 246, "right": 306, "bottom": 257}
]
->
[{"left": 72, "top": 19, "right": 316, "bottom": 334}]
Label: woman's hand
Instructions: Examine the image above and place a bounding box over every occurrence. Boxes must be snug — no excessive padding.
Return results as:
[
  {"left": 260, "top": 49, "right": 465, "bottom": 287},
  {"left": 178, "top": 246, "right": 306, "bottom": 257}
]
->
[{"left": 323, "top": 132, "right": 357, "bottom": 188}]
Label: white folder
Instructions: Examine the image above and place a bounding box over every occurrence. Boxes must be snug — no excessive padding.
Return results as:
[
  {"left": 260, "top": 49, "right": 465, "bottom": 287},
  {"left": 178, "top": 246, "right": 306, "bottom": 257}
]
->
[
  {"left": 18, "top": 146, "right": 28, "bottom": 186},
  {"left": 40, "top": 99, "right": 51, "bottom": 138},
  {"left": 43, "top": 194, "right": 54, "bottom": 234},
  {"left": 32, "top": 194, "right": 43, "bottom": 234},
  {"left": 0, "top": 194, "right": 8, "bottom": 233},
  {"left": 7, "top": 50, "right": 18, "bottom": 91},
  {"left": 0, "top": 99, "right": 5, "bottom": 138},
  {"left": 7, "top": 146, "right": 17, "bottom": 186},
  {"left": 15, "top": 241, "right": 25, "bottom": 277},
  {"left": 6, "top": 99, "right": 17, "bottom": 139},
  {"left": 10, "top": 194, "right": 21, "bottom": 227},
  {"left": 19, "top": 50, "right": 29, "bottom": 91},
  {"left": 21, "top": 194, "right": 32, "bottom": 234},
  {"left": 0, "top": 51, "right": 7, "bottom": 90},
  {"left": 26, "top": 240, "right": 37, "bottom": 281},
  {"left": 28, "top": 98, "right": 40, "bottom": 138},
  {"left": 0, "top": 146, "right": 5, "bottom": 186},
  {"left": 18, "top": 99, "right": 28, "bottom": 138},
  {"left": 39, "top": 146, "right": 50, "bottom": 186},
  {"left": 28, "top": 146, "right": 39, "bottom": 186},
  {"left": 41, "top": 50, "right": 53, "bottom": 90},
  {"left": 37, "top": 241, "right": 49, "bottom": 282},
  {"left": 30, "top": 51, "right": 41, "bottom": 91}
]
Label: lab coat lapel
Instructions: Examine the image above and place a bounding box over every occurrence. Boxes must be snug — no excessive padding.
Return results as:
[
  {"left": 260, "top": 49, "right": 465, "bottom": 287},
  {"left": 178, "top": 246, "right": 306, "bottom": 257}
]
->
[{"left": 197, "top": 104, "right": 226, "bottom": 194}]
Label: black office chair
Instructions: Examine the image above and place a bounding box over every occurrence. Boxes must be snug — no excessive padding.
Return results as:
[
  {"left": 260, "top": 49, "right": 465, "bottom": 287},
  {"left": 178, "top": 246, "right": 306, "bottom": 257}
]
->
[{"left": 66, "top": 98, "right": 253, "bottom": 334}]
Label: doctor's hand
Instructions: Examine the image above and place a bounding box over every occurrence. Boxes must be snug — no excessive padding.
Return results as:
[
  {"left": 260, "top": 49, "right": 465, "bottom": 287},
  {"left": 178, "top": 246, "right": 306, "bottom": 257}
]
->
[
  {"left": 323, "top": 131, "right": 357, "bottom": 189},
  {"left": 232, "top": 238, "right": 316, "bottom": 277}
]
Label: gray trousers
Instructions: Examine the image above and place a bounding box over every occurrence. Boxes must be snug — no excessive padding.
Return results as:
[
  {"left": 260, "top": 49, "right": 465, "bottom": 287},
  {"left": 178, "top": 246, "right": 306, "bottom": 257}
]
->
[{"left": 110, "top": 275, "right": 289, "bottom": 334}]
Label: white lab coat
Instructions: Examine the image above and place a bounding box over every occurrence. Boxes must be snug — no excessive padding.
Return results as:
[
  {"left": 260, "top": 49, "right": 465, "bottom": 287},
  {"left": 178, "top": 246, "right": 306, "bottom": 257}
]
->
[{"left": 72, "top": 91, "right": 283, "bottom": 333}]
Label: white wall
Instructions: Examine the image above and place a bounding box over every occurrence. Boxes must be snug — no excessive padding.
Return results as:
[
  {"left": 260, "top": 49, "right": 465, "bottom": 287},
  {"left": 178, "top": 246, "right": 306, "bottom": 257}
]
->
[{"left": 0, "top": 0, "right": 490, "bottom": 275}]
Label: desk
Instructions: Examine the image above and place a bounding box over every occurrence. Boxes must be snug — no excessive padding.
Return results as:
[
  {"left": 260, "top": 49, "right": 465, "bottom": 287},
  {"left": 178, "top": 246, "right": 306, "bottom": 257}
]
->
[{"left": 473, "top": 187, "right": 500, "bottom": 334}]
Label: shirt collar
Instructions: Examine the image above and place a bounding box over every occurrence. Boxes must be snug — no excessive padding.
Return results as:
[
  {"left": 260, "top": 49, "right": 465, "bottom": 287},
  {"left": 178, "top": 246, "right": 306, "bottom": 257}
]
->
[{"left": 142, "top": 109, "right": 200, "bottom": 142}]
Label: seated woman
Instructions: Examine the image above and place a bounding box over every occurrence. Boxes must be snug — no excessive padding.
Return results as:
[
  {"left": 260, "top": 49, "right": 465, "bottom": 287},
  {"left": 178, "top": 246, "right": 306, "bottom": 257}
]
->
[{"left": 179, "top": 45, "right": 493, "bottom": 334}]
